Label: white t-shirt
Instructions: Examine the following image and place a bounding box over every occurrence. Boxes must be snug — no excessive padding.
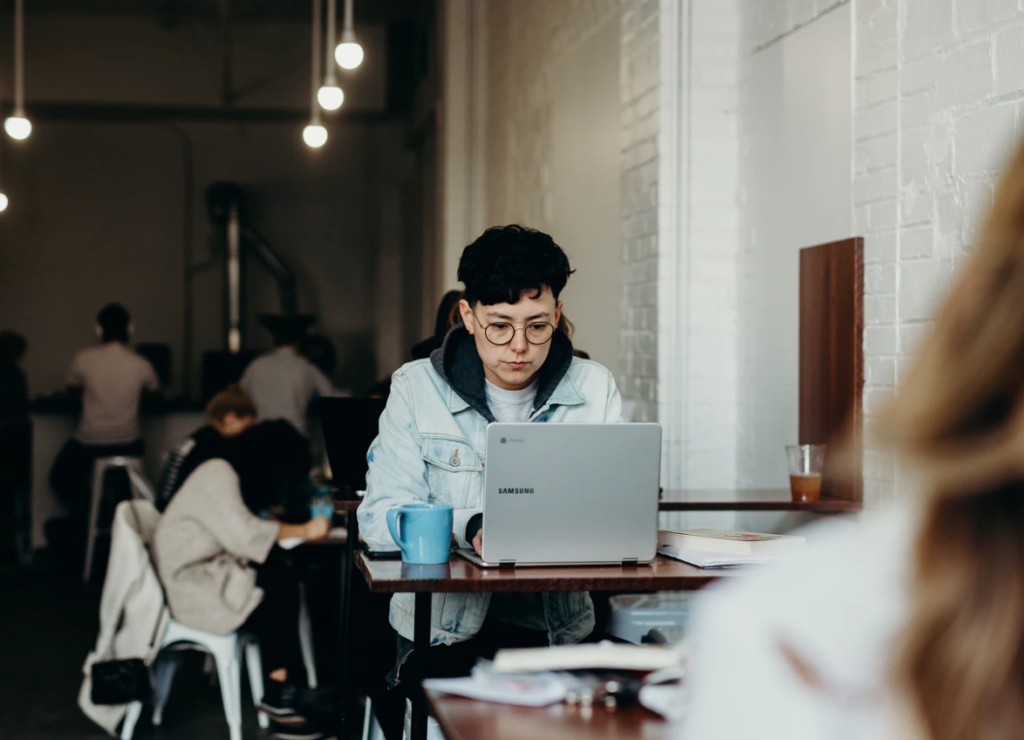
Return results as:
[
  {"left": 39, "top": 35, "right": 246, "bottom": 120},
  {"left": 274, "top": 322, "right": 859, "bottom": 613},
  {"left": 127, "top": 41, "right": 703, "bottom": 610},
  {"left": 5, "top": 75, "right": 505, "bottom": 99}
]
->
[
  {"left": 67, "top": 343, "right": 159, "bottom": 445},
  {"left": 682, "top": 507, "right": 917, "bottom": 740},
  {"left": 240, "top": 345, "right": 339, "bottom": 435},
  {"left": 484, "top": 379, "right": 538, "bottom": 424}
]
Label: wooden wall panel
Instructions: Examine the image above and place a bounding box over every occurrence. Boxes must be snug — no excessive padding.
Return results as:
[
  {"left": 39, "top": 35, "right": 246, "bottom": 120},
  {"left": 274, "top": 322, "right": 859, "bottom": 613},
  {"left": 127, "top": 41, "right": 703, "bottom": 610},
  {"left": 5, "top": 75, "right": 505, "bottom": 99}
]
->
[{"left": 799, "top": 238, "right": 864, "bottom": 501}]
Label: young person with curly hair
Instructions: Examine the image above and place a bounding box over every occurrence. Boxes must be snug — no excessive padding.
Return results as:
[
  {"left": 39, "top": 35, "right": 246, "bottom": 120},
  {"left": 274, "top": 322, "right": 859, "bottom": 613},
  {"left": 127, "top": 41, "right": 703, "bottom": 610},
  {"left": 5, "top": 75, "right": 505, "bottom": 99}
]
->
[{"left": 357, "top": 225, "right": 624, "bottom": 738}]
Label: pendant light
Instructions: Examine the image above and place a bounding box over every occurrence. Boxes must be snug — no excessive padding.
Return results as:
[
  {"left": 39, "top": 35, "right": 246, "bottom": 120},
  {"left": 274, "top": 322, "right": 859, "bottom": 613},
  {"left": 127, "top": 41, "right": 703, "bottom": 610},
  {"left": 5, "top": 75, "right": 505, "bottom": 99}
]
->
[
  {"left": 303, "top": 0, "right": 328, "bottom": 148},
  {"left": 317, "top": 0, "right": 344, "bottom": 111},
  {"left": 334, "top": 0, "right": 363, "bottom": 70},
  {"left": 4, "top": 0, "right": 31, "bottom": 141}
]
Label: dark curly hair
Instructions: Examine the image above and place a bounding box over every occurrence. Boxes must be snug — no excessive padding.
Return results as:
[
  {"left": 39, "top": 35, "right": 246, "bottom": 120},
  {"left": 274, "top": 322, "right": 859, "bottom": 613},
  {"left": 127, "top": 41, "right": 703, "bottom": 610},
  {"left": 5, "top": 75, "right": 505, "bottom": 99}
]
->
[{"left": 457, "top": 225, "right": 575, "bottom": 306}]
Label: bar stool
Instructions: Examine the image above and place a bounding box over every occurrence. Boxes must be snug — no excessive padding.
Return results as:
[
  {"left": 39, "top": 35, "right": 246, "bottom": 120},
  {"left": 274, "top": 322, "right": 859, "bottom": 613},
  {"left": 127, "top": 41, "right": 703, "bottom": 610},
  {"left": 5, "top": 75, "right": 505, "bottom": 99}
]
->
[{"left": 83, "top": 456, "right": 150, "bottom": 583}]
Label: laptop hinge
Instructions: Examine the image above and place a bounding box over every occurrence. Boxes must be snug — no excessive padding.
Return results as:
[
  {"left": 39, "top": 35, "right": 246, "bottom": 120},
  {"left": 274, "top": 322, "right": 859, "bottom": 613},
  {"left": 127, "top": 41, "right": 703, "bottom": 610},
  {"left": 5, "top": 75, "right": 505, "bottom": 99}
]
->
[
  {"left": 499, "top": 559, "right": 516, "bottom": 569},
  {"left": 622, "top": 557, "right": 639, "bottom": 567}
]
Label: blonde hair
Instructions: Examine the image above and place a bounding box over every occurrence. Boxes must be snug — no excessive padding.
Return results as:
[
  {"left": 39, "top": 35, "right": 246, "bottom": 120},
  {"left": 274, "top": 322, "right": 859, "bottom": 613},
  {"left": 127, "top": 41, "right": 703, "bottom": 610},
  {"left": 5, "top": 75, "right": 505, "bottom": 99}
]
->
[
  {"left": 205, "top": 384, "right": 256, "bottom": 423},
  {"left": 880, "top": 138, "right": 1024, "bottom": 740}
]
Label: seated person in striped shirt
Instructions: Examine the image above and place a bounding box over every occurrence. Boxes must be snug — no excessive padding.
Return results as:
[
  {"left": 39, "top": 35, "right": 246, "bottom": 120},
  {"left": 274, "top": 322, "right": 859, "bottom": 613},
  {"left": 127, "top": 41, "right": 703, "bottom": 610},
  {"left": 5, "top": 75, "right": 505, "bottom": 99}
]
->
[{"left": 155, "top": 384, "right": 255, "bottom": 511}]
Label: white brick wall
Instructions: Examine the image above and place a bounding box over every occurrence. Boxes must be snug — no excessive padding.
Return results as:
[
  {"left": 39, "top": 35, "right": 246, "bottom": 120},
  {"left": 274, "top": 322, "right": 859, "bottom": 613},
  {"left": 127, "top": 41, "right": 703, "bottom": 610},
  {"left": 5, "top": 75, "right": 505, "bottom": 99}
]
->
[
  {"left": 854, "top": 0, "right": 1024, "bottom": 505},
  {"left": 685, "top": 0, "right": 741, "bottom": 486},
  {"left": 621, "top": 0, "right": 661, "bottom": 423}
]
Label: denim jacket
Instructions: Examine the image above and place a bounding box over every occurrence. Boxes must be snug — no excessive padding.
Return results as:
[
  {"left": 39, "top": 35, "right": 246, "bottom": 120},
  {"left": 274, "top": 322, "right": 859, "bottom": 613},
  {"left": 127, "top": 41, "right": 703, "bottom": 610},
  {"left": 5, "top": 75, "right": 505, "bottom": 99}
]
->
[{"left": 358, "top": 325, "right": 623, "bottom": 647}]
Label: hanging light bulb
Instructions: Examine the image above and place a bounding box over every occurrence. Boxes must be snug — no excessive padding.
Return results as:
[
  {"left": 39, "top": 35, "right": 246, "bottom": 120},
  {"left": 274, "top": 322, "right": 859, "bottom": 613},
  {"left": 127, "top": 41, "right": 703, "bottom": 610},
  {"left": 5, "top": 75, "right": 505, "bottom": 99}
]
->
[
  {"left": 317, "top": 84, "right": 344, "bottom": 111},
  {"left": 317, "top": 0, "right": 344, "bottom": 110},
  {"left": 304, "top": 0, "right": 328, "bottom": 148},
  {"left": 0, "top": 192, "right": 9, "bottom": 212},
  {"left": 5, "top": 0, "right": 31, "bottom": 141},
  {"left": 303, "top": 124, "right": 328, "bottom": 148},
  {"left": 334, "top": 0, "right": 363, "bottom": 70}
]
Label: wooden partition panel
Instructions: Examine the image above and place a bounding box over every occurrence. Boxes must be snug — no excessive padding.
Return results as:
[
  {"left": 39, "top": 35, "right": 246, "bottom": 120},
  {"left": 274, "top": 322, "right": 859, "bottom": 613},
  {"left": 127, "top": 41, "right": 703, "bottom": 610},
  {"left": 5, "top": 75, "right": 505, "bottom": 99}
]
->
[{"left": 799, "top": 237, "right": 864, "bottom": 501}]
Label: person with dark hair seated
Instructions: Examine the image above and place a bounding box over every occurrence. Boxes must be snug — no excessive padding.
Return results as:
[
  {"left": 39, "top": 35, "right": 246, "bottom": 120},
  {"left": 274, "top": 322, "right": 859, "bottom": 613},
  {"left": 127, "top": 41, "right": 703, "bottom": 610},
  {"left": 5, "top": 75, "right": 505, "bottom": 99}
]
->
[
  {"left": 155, "top": 384, "right": 257, "bottom": 512},
  {"left": 0, "top": 331, "right": 30, "bottom": 561},
  {"left": 50, "top": 304, "right": 160, "bottom": 518},
  {"left": 359, "top": 224, "right": 623, "bottom": 736},
  {"left": 153, "top": 420, "right": 332, "bottom": 740},
  {"left": 411, "top": 289, "right": 463, "bottom": 360}
]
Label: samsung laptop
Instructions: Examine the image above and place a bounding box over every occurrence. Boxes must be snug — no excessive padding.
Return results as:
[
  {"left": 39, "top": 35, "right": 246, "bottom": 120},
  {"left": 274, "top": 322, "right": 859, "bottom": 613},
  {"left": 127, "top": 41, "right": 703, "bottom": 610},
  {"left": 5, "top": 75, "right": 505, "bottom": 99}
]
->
[
  {"left": 318, "top": 397, "right": 388, "bottom": 490},
  {"left": 457, "top": 423, "right": 662, "bottom": 568}
]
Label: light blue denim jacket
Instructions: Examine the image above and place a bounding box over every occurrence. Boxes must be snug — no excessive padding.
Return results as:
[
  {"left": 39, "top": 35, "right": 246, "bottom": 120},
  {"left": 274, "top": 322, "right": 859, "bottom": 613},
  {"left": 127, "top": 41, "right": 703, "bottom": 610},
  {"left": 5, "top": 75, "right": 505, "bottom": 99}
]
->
[{"left": 358, "top": 326, "right": 623, "bottom": 647}]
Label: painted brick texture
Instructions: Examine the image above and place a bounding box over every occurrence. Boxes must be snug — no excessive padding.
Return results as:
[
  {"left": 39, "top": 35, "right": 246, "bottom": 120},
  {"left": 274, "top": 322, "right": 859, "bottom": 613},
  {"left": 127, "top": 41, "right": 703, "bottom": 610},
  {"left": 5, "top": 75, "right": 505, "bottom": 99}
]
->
[
  {"left": 621, "top": 0, "right": 661, "bottom": 422},
  {"left": 855, "top": 0, "right": 1024, "bottom": 505}
]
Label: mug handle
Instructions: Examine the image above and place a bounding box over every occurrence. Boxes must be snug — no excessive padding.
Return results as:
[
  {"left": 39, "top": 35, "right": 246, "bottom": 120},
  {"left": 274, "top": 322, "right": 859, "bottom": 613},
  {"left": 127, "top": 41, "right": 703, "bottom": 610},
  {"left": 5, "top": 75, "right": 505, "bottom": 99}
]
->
[{"left": 386, "top": 509, "right": 408, "bottom": 555}]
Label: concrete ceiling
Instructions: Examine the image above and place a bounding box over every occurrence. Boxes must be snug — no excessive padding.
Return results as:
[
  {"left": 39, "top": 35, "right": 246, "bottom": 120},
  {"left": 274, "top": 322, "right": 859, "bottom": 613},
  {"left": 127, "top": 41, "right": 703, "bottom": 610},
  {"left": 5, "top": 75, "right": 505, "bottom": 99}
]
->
[{"left": 18, "top": 0, "right": 426, "bottom": 25}]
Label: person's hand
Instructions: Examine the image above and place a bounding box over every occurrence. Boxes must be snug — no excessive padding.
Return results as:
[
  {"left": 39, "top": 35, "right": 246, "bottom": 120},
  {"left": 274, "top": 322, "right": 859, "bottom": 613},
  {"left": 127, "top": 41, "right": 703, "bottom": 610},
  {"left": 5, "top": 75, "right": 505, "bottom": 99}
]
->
[
  {"left": 472, "top": 529, "right": 483, "bottom": 556},
  {"left": 305, "top": 517, "right": 331, "bottom": 540}
]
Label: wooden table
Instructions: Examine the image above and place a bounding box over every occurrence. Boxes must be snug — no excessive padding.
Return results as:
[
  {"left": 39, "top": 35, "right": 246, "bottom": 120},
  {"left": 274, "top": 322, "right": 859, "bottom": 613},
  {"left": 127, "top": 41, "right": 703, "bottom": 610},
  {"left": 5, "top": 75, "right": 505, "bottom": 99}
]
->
[
  {"left": 658, "top": 488, "right": 861, "bottom": 513},
  {"left": 333, "top": 489, "right": 855, "bottom": 737},
  {"left": 357, "top": 551, "right": 725, "bottom": 740},
  {"left": 426, "top": 691, "right": 674, "bottom": 740}
]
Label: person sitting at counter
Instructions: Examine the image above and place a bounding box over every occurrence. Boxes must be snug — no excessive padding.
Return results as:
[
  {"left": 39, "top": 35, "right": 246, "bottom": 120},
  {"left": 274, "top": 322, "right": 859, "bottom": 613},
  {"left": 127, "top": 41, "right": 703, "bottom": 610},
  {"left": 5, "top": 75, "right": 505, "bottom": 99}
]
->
[
  {"left": 155, "top": 384, "right": 256, "bottom": 511},
  {"left": 50, "top": 304, "right": 160, "bottom": 518},
  {"left": 241, "top": 314, "right": 341, "bottom": 437},
  {"left": 153, "top": 420, "right": 332, "bottom": 740}
]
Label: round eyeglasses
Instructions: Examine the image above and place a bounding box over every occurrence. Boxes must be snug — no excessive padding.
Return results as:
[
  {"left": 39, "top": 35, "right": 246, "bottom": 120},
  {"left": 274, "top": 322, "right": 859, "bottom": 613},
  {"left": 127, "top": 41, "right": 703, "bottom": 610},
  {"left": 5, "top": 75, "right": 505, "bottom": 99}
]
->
[{"left": 470, "top": 312, "right": 556, "bottom": 346}]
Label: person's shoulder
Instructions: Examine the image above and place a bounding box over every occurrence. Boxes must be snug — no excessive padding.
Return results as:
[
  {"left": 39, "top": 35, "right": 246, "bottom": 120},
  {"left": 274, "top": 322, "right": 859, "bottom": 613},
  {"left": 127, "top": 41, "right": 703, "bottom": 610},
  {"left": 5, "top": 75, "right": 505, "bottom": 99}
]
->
[
  {"left": 694, "top": 506, "right": 916, "bottom": 664},
  {"left": 180, "top": 458, "right": 238, "bottom": 491},
  {"left": 566, "top": 357, "right": 616, "bottom": 387}
]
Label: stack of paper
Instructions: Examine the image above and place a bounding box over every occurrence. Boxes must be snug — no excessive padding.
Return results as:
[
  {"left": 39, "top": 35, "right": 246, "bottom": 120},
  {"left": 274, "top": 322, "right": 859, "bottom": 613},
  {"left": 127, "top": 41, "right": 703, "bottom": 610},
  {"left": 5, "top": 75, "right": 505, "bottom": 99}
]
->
[{"left": 657, "top": 545, "right": 776, "bottom": 568}]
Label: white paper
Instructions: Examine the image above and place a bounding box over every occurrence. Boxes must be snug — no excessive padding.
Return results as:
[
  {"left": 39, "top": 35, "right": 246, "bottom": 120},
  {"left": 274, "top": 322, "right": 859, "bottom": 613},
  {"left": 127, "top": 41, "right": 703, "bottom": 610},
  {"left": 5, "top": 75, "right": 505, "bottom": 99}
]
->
[
  {"left": 277, "top": 537, "right": 305, "bottom": 550},
  {"left": 424, "top": 668, "right": 568, "bottom": 707},
  {"left": 492, "top": 643, "right": 679, "bottom": 673},
  {"left": 657, "top": 545, "right": 781, "bottom": 569},
  {"left": 639, "top": 684, "right": 688, "bottom": 721}
]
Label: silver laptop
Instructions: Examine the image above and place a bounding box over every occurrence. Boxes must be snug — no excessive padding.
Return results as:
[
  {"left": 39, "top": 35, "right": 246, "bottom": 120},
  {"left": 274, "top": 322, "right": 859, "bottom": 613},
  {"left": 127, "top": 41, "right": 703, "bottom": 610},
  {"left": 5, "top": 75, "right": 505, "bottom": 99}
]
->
[{"left": 457, "top": 423, "right": 662, "bottom": 568}]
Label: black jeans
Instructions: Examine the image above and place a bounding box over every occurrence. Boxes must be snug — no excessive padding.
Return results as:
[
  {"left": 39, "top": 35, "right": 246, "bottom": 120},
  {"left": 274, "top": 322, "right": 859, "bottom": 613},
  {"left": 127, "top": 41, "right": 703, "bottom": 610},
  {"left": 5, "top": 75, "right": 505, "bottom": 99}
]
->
[
  {"left": 49, "top": 438, "right": 145, "bottom": 518},
  {"left": 244, "top": 548, "right": 305, "bottom": 682}
]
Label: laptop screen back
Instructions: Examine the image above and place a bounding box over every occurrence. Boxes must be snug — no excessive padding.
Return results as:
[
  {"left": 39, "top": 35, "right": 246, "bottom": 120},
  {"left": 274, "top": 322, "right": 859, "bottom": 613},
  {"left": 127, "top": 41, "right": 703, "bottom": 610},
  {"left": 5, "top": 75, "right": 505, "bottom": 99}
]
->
[{"left": 318, "top": 397, "right": 387, "bottom": 490}]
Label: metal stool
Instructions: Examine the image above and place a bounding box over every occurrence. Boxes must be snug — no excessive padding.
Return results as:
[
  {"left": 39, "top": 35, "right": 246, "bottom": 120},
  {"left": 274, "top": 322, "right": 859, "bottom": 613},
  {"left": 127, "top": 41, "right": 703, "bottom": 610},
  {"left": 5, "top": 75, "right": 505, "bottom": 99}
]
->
[{"left": 83, "top": 456, "right": 151, "bottom": 582}]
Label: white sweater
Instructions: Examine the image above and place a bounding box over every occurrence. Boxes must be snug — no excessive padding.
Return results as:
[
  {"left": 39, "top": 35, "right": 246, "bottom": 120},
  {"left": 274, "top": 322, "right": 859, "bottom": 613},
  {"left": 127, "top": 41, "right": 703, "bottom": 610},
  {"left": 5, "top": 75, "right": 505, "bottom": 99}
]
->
[{"left": 681, "top": 506, "right": 919, "bottom": 740}]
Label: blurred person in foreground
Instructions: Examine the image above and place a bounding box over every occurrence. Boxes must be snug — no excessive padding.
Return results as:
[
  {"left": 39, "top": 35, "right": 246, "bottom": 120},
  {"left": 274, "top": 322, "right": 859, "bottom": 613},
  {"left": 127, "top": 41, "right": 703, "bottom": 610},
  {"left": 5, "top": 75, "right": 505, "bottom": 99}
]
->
[
  {"left": 50, "top": 304, "right": 160, "bottom": 516},
  {"left": 154, "top": 419, "right": 331, "bottom": 740},
  {"left": 155, "top": 384, "right": 256, "bottom": 511},
  {"left": 683, "top": 139, "right": 1024, "bottom": 740},
  {"left": 0, "top": 331, "right": 30, "bottom": 560}
]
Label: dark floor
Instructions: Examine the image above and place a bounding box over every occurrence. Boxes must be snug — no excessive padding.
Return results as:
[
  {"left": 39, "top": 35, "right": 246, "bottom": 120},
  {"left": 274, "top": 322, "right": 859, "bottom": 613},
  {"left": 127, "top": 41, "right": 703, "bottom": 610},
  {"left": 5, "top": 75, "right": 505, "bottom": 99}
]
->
[{"left": 0, "top": 550, "right": 341, "bottom": 740}]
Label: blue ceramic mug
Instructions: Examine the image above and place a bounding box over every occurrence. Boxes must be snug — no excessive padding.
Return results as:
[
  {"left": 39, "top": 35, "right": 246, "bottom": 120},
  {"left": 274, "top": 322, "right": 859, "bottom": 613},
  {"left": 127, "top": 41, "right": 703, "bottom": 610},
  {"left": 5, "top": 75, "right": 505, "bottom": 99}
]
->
[{"left": 386, "top": 503, "right": 454, "bottom": 565}]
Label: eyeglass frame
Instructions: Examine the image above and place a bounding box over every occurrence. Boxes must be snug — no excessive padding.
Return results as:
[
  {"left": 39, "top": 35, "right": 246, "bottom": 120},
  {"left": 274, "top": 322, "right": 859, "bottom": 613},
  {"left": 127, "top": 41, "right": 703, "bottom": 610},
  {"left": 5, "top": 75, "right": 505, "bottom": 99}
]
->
[{"left": 468, "top": 310, "right": 558, "bottom": 346}]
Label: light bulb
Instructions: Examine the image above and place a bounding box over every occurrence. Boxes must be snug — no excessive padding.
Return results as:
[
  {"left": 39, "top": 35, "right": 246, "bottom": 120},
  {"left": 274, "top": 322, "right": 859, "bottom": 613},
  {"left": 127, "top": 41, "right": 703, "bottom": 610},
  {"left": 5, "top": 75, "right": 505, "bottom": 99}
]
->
[
  {"left": 0, "top": 192, "right": 10, "bottom": 212},
  {"left": 317, "top": 85, "right": 344, "bottom": 111},
  {"left": 303, "top": 124, "right": 328, "bottom": 148},
  {"left": 335, "top": 41, "right": 364, "bottom": 70},
  {"left": 4, "top": 116, "right": 31, "bottom": 140}
]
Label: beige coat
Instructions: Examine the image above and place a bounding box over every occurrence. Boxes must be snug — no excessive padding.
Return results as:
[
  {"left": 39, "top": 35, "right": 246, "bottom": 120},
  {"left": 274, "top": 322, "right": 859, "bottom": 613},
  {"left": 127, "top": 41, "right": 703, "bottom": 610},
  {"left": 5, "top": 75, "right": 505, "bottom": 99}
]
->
[{"left": 153, "top": 459, "right": 280, "bottom": 635}]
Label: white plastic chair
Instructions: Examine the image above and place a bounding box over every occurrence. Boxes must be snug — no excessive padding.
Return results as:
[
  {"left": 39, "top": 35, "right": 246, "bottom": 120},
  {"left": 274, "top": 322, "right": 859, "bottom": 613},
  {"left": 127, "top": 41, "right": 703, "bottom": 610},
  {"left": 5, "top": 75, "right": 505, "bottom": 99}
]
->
[
  {"left": 84, "top": 456, "right": 150, "bottom": 582},
  {"left": 297, "top": 581, "right": 318, "bottom": 689},
  {"left": 120, "top": 618, "right": 268, "bottom": 740},
  {"left": 362, "top": 697, "right": 384, "bottom": 740}
]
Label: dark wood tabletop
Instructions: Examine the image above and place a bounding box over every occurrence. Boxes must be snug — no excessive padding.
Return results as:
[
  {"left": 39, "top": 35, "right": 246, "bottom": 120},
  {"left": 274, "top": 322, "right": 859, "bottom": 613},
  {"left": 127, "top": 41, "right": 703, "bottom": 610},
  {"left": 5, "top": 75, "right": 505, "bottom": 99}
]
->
[
  {"left": 658, "top": 488, "right": 861, "bottom": 512},
  {"left": 338, "top": 488, "right": 861, "bottom": 514},
  {"left": 356, "top": 552, "right": 727, "bottom": 594},
  {"left": 426, "top": 691, "right": 674, "bottom": 740}
]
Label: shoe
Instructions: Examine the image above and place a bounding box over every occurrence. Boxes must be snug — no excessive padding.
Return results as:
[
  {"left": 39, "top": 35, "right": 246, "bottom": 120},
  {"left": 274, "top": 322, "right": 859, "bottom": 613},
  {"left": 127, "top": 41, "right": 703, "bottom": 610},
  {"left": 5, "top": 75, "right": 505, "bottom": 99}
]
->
[
  {"left": 260, "top": 680, "right": 309, "bottom": 726},
  {"left": 272, "top": 725, "right": 337, "bottom": 740}
]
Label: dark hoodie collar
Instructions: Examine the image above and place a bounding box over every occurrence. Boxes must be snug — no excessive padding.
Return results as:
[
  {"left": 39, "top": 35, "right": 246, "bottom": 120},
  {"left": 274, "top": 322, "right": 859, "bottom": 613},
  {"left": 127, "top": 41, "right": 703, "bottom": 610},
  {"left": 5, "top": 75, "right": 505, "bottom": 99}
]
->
[{"left": 430, "top": 324, "right": 577, "bottom": 422}]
